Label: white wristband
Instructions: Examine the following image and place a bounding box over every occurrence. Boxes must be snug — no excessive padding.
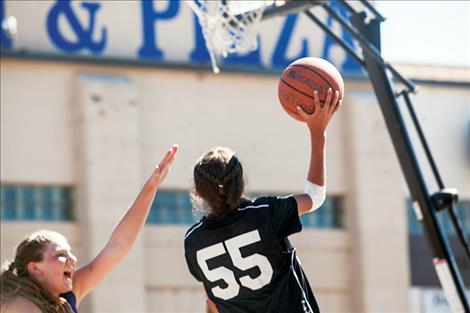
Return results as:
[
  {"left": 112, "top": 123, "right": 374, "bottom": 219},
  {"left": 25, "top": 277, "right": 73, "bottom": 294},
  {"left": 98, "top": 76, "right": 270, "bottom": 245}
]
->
[{"left": 304, "top": 181, "right": 326, "bottom": 212}]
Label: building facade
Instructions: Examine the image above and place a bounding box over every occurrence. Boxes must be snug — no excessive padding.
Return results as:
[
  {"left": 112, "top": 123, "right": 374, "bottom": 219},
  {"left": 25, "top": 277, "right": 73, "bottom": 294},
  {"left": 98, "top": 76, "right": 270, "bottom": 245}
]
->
[{"left": 1, "top": 1, "right": 469, "bottom": 312}]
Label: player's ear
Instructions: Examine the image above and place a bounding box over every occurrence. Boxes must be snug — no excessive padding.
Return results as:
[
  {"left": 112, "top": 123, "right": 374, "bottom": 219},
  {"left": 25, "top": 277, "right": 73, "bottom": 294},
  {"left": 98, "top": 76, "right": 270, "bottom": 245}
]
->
[{"left": 27, "top": 261, "right": 43, "bottom": 277}]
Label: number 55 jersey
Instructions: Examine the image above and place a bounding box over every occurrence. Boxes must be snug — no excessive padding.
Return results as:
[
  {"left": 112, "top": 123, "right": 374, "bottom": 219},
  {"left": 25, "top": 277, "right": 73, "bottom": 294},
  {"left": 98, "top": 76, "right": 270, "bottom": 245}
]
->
[{"left": 184, "top": 196, "right": 320, "bottom": 313}]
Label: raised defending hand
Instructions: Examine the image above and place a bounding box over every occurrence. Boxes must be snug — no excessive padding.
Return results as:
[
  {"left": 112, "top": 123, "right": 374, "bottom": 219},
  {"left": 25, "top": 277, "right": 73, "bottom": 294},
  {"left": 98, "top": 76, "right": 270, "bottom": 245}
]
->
[
  {"left": 72, "top": 144, "right": 179, "bottom": 303},
  {"left": 297, "top": 88, "right": 341, "bottom": 135},
  {"left": 150, "top": 144, "right": 179, "bottom": 185}
]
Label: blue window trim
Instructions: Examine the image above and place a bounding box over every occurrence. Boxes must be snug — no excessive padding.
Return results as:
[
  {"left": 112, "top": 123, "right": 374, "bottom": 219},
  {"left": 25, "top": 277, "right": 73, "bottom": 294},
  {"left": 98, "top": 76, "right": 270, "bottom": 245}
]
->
[{"left": 0, "top": 184, "right": 74, "bottom": 222}]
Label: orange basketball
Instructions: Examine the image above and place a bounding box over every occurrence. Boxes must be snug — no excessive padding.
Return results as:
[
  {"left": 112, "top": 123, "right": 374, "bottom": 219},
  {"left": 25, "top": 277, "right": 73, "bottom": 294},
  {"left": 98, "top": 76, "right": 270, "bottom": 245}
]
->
[{"left": 278, "top": 57, "right": 344, "bottom": 122}]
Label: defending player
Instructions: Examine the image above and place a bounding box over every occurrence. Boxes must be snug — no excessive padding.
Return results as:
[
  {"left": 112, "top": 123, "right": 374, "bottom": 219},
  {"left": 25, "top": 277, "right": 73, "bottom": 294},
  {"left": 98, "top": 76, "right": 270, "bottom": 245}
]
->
[
  {"left": 184, "top": 88, "right": 341, "bottom": 313},
  {"left": 1, "top": 145, "right": 178, "bottom": 313}
]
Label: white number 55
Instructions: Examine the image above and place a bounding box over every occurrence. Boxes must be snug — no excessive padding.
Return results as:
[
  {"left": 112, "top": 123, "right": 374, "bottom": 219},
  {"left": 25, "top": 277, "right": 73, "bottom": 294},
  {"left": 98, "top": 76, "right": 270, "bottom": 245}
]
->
[{"left": 196, "top": 229, "right": 274, "bottom": 300}]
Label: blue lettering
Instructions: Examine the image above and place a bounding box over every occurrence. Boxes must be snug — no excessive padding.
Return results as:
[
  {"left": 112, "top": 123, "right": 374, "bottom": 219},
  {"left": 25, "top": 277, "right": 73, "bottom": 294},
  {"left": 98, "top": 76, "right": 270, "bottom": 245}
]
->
[
  {"left": 189, "top": 14, "right": 210, "bottom": 64},
  {"left": 138, "top": 0, "right": 179, "bottom": 60},
  {"left": 321, "top": 0, "right": 361, "bottom": 73},
  {"left": 46, "top": 0, "right": 107, "bottom": 54},
  {"left": 223, "top": 44, "right": 261, "bottom": 67},
  {"left": 271, "top": 14, "right": 309, "bottom": 69},
  {"left": 0, "top": 0, "right": 12, "bottom": 49}
]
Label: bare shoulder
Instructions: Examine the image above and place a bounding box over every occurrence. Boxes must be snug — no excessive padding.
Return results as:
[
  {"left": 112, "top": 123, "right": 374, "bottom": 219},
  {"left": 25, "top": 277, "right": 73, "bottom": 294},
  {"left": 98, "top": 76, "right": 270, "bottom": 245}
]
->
[{"left": 1, "top": 296, "right": 42, "bottom": 313}]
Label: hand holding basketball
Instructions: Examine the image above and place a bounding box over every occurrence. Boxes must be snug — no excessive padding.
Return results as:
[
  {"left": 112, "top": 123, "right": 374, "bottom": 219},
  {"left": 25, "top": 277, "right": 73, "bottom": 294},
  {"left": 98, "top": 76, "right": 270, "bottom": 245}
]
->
[
  {"left": 296, "top": 87, "right": 341, "bottom": 135},
  {"left": 278, "top": 57, "right": 344, "bottom": 122}
]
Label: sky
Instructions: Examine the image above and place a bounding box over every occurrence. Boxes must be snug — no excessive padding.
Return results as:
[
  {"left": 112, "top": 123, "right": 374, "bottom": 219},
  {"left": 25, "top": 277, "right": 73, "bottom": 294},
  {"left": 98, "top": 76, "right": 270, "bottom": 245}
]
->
[{"left": 376, "top": 1, "right": 470, "bottom": 67}]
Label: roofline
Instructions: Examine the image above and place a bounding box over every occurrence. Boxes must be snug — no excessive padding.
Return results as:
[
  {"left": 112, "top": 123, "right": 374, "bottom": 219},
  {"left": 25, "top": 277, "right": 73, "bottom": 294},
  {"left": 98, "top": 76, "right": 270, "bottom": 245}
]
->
[{"left": 1, "top": 50, "right": 469, "bottom": 88}]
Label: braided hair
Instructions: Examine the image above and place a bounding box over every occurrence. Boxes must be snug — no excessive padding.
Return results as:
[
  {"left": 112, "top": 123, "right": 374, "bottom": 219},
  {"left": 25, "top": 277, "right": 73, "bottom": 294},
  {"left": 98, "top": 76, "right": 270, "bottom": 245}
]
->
[
  {"left": 0, "top": 230, "right": 74, "bottom": 313},
  {"left": 192, "top": 147, "right": 251, "bottom": 218}
]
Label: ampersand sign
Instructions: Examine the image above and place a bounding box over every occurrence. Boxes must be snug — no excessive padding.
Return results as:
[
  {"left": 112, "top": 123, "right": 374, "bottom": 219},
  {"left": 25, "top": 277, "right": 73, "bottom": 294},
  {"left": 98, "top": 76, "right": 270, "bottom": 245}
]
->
[{"left": 47, "top": 0, "right": 107, "bottom": 53}]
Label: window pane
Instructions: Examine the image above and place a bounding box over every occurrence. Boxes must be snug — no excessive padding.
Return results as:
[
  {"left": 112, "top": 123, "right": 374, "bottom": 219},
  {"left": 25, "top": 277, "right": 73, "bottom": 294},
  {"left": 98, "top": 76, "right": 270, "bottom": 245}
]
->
[
  {"left": 456, "top": 201, "right": 470, "bottom": 236},
  {"left": 56, "top": 187, "right": 73, "bottom": 221},
  {"left": 248, "top": 193, "right": 344, "bottom": 229},
  {"left": 299, "top": 212, "right": 315, "bottom": 228},
  {"left": 407, "top": 202, "right": 423, "bottom": 235},
  {"left": 41, "top": 186, "right": 54, "bottom": 220},
  {"left": 22, "top": 186, "right": 36, "bottom": 220},
  {"left": 299, "top": 197, "right": 344, "bottom": 229},
  {"left": 1, "top": 185, "right": 18, "bottom": 220},
  {"left": 147, "top": 191, "right": 344, "bottom": 228},
  {"left": 0, "top": 184, "right": 74, "bottom": 222},
  {"left": 408, "top": 200, "right": 470, "bottom": 237},
  {"left": 148, "top": 191, "right": 194, "bottom": 225}
]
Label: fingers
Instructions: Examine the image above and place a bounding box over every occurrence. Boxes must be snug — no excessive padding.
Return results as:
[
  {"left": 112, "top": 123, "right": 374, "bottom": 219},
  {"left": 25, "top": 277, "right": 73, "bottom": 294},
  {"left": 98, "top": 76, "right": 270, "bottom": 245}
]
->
[
  {"left": 157, "top": 144, "right": 179, "bottom": 172},
  {"left": 333, "top": 99, "right": 342, "bottom": 114},
  {"left": 313, "top": 90, "right": 321, "bottom": 109},
  {"left": 298, "top": 88, "right": 341, "bottom": 121},
  {"left": 328, "top": 90, "right": 340, "bottom": 114},
  {"left": 167, "top": 144, "right": 178, "bottom": 163},
  {"left": 153, "top": 145, "right": 178, "bottom": 183},
  {"left": 298, "top": 89, "right": 322, "bottom": 119},
  {"left": 296, "top": 105, "right": 310, "bottom": 120},
  {"left": 323, "top": 88, "right": 333, "bottom": 109}
]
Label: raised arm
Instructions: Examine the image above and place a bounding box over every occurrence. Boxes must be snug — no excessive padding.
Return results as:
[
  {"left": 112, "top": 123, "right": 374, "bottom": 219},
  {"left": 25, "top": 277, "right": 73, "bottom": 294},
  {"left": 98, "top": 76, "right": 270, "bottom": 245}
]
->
[
  {"left": 294, "top": 88, "right": 341, "bottom": 215},
  {"left": 72, "top": 145, "right": 178, "bottom": 303}
]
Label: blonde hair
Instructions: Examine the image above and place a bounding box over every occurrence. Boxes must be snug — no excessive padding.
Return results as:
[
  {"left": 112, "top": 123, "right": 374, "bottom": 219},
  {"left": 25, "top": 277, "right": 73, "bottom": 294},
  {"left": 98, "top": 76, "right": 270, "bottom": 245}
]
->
[{"left": 0, "top": 230, "right": 74, "bottom": 313}]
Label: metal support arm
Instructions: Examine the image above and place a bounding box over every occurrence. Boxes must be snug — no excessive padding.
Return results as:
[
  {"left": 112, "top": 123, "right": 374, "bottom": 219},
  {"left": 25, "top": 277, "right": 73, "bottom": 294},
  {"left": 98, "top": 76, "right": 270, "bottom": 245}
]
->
[{"left": 347, "top": 8, "right": 469, "bottom": 313}]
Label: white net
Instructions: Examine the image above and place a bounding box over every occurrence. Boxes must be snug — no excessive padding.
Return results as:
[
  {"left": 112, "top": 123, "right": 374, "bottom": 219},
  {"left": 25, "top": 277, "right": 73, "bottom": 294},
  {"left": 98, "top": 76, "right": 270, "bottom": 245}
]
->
[{"left": 187, "top": 0, "right": 268, "bottom": 73}]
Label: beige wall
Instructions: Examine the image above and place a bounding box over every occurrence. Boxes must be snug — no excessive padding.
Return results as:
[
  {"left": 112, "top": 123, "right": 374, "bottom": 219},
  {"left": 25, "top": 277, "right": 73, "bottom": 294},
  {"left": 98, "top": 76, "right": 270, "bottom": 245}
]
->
[
  {"left": 0, "top": 223, "right": 350, "bottom": 313},
  {"left": 1, "top": 58, "right": 469, "bottom": 313}
]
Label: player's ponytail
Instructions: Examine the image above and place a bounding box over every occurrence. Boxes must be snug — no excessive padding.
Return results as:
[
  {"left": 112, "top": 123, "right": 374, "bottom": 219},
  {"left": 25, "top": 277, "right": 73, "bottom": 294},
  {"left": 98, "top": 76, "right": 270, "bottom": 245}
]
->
[{"left": 192, "top": 147, "right": 250, "bottom": 218}]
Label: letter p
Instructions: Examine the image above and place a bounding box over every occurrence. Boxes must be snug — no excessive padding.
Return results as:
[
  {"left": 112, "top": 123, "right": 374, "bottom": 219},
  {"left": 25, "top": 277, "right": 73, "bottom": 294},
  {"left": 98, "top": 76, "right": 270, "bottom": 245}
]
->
[{"left": 138, "top": 0, "right": 179, "bottom": 60}]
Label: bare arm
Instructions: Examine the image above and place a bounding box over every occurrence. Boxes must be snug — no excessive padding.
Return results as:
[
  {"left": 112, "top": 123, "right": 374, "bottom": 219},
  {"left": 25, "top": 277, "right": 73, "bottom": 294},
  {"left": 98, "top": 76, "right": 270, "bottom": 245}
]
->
[
  {"left": 294, "top": 88, "right": 341, "bottom": 215},
  {"left": 72, "top": 145, "right": 178, "bottom": 303}
]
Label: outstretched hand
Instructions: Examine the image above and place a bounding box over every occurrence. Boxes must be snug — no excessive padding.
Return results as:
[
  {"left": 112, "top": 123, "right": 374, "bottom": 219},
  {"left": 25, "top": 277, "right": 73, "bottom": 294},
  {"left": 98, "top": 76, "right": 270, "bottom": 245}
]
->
[
  {"left": 72, "top": 144, "right": 179, "bottom": 304},
  {"left": 297, "top": 88, "right": 341, "bottom": 136},
  {"left": 151, "top": 144, "right": 178, "bottom": 185}
]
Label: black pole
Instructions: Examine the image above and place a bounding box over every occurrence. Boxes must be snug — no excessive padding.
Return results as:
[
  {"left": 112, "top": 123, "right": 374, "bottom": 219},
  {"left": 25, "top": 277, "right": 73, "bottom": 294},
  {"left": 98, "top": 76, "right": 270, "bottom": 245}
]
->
[
  {"left": 261, "top": 0, "right": 324, "bottom": 20},
  {"left": 400, "top": 90, "right": 444, "bottom": 189},
  {"left": 320, "top": 3, "right": 417, "bottom": 92},
  {"left": 448, "top": 203, "right": 470, "bottom": 260},
  {"left": 259, "top": 0, "right": 469, "bottom": 310},
  {"left": 358, "top": 0, "right": 386, "bottom": 22},
  {"left": 349, "top": 12, "right": 470, "bottom": 312},
  {"left": 303, "top": 10, "right": 365, "bottom": 67}
]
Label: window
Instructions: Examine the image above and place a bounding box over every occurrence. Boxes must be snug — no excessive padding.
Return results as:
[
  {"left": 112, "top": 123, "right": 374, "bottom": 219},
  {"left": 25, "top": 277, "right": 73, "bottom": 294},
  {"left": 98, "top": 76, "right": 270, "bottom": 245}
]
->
[
  {"left": 407, "top": 199, "right": 470, "bottom": 287},
  {"left": 299, "top": 196, "right": 344, "bottom": 228},
  {"left": 244, "top": 192, "right": 344, "bottom": 229},
  {"left": 408, "top": 200, "right": 470, "bottom": 236},
  {"left": 147, "top": 190, "right": 344, "bottom": 228},
  {"left": 147, "top": 190, "right": 195, "bottom": 224},
  {"left": 0, "top": 184, "right": 74, "bottom": 221}
]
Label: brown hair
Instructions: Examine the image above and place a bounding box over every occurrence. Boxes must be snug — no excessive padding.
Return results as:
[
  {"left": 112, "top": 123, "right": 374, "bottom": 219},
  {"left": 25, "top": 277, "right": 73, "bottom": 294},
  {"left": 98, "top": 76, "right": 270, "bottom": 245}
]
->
[
  {"left": 192, "top": 147, "right": 251, "bottom": 218},
  {"left": 0, "top": 230, "right": 74, "bottom": 313}
]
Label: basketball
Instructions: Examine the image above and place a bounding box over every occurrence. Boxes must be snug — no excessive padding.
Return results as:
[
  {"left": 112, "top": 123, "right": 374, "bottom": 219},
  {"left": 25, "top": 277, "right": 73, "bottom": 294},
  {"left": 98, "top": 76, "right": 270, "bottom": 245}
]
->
[{"left": 278, "top": 57, "right": 344, "bottom": 122}]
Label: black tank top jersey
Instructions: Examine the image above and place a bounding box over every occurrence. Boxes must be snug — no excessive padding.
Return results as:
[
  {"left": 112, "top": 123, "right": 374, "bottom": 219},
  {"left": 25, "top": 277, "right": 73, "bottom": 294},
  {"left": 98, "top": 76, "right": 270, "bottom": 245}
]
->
[
  {"left": 60, "top": 291, "right": 78, "bottom": 313},
  {"left": 184, "top": 196, "right": 320, "bottom": 313}
]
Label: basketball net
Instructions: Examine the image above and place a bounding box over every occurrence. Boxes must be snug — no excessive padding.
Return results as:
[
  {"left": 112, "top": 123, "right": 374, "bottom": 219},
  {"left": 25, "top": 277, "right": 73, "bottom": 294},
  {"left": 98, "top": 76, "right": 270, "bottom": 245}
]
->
[{"left": 187, "top": 1, "right": 268, "bottom": 73}]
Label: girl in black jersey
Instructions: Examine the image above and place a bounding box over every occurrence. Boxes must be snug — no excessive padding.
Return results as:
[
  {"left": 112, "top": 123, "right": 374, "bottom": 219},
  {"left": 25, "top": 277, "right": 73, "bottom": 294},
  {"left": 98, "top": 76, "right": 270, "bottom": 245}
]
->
[
  {"left": 1, "top": 146, "right": 178, "bottom": 313},
  {"left": 185, "top": 88, "right": 341, "bottom": 313}
]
